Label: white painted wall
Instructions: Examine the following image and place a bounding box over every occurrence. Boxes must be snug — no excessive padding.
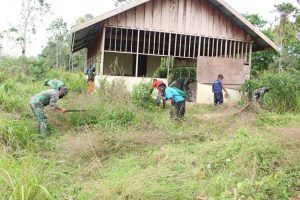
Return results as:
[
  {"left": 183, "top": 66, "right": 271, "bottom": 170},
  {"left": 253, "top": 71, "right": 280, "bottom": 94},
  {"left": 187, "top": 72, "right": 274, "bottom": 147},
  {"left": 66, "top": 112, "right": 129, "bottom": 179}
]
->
[{"left": 95, "top": 75, "right": 168, "bottom": 92}]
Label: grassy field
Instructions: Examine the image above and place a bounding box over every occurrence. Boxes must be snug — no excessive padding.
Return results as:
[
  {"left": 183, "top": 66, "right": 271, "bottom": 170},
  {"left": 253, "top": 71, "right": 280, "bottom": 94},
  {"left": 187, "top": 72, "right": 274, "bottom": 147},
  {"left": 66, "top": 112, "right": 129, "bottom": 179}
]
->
[{"left": 0, "top": 71, "right": 299, "bottom": 200}]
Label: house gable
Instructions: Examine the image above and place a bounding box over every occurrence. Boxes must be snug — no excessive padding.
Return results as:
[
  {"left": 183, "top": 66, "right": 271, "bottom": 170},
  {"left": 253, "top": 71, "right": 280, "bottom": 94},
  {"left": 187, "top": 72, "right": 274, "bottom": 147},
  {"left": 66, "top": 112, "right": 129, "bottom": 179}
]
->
[{"left": 106, "top": 0, "right": 248, "bottom": 41}]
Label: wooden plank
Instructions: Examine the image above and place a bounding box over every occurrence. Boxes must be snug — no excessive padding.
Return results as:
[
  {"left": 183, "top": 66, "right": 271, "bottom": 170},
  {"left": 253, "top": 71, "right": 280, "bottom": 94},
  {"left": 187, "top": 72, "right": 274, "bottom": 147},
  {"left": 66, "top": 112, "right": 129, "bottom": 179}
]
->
[
  {"left": 198, "top": 36, "right": 201, "bottom": 57},
  {"left": 120, "top": 29, "right": 123, "bottom": 51},
  {"left": 220, "top": 39, "right": 223, "bottom": 57},
  {"left": 197, "top": 56, "right": 246, "bottom": 85},
  {"left": 100, "top": 27, "right": 106, "bottom": 76},
  {"left": 109, "top": 27, "right": 112, "bottom": 51},
  {"left": 127, "top": 9, "right": 136, "bottom": 27},
  {"left": 185, "top": 0, "right": 192, "bottom": 33},
  {"left": 125, "top": 29, "right": 128, "bottom": 52},
  {"left": 114, "top": 28, "right": 117, "bottom": 51},
  {"left": 177, "top": 0, "right": 185, "bottom": 33},
  {"left": 169, "top": 0, "right": 179, "bottom": 32},
  {"left": 109, "top": 16, "right": 118, "bottom": 26},
  {"left": 229, "top": 40, "right": 232, "bottom": 58},
  {"left": 144, "top": 1, "right": 153, "bottom": 29},
  {"left": 135, "top": 4, "right": 145, "bottom": 28},
  {"left": 241, "top": 42, "right": 244, "bottom": 59},
  {"left": 131, "top": 29, "right": 133, "bottom": 52},
  {"left": 237, "top": 41, "right": 240, "bottom": 58},
  {"left": 179, "top": 34, "right": 182, "bottom": 56},
  {"left": 249, "top": 42, "right": 253, "bottom": 67},
  {"left": 118, "top": 12, "right": 127, "bottom": 27},
  {"left": 193, "top": 36, "right": 196, "bottom": 58},
  {"left": 202, "top": 37, "right": 206, "bottom": 56},
  {"left": 153, "top": 0, "right": 162, "bottom": 30},
  {"left": 184, "top": 35, "right": 187, "bottom": 57},
  {"left": 153, "top": 32, "right": 156, "bottom": 54},
  {"left": 174, "top": 34, "right": 177, "bottom": 56},
  {"left": 212, "top": 38, "right": 215, "bottom": 57},
  {"left": 135, "top": 30, "right": 140, "bottom": 77},
  {"left": 207, "top": 38, "right": 211, "bottom": 57},
  {"left": 188, "top": 35, "right": 191, "bottom": 57},
  {"left": 208, "top": 3, "right": 214, "bottom": 36},
  {"left": 148, "top": 31, "right": 151, "bottom": 54},
  {"left": 233, "top": 41, "right": 236, "bottom": 58},
  {"left": 160, "top": 0, "right": 170, "bottom": 31},
  {"left": 158, "top": 32, "right": 161, "bottom": 55},
  {"left": 224, "top": 39, "right": 228, "bottom": 58},
  {"left": 143, "top": 31, "right": 146, "bottom": 53},
  {"left": 245, "top": 42, "right": 248, "bottom": 63},
  {"left": 168, "top": 33, "right": 172, "bottom": 56},
  {"left": 163, "top": 33, "right": 166, "bottom": 55},
  {"left": 216, "top": 39, "right": 219, "bottom": 57}
]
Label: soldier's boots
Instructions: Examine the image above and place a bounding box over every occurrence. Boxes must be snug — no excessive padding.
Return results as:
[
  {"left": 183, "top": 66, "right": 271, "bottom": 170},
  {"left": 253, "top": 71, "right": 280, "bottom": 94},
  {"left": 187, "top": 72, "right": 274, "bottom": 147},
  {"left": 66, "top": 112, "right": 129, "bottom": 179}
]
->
[{"left": 39, "top": 123, "right": 48, "bottom": 138}]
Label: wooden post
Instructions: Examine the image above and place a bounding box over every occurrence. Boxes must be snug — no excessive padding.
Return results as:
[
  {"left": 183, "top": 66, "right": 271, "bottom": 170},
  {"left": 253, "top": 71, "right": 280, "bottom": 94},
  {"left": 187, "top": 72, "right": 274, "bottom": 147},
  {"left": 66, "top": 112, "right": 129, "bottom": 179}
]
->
[
  {"left": 245, "top": 42, "right": 248, "bottom": 63},
  {"left": 153, "top": 32, "right": 156, "bottom": 54},
  {"left": 100, "top": 27, "right": 106, "bottom": 77},
  {"left": 202, "top": 37, "right": 206, "bottom": 56},
  {"left": 120, "top": 29, "right": 123, "bottom": 51},
  {"left": 249, "top": 42, "right": 253, "bottom": 67},
  {"left": 220, "top": 39, "right": 223, "bottom": 57},
  {"left": 224, "top": 39, "right": 228, "bottom": 58},
  {"left": 174, "top": 34, "right": 177, "bottom": 56},
  {"left": 198, "top": 36, "right": 202, "bottom": 57},
  {"left": 216, "top": 39, "right": 219, "bottom": 57},
  {"left": 125, "top": 29, "right": 128, "bottom": 52},
  {"left": 135, "top": 30, "right": 140, "bottom": 77}
]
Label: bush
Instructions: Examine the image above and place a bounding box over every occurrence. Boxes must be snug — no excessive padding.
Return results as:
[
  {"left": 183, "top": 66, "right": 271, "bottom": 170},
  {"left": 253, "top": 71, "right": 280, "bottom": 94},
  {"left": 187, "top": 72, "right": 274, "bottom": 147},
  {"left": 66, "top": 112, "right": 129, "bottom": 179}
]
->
[
  {"left": 131, "top": 81, "right": 155, "bottom": 110},
  {"left": 241, "top": 70, "right": 300, "bottom": 113}
]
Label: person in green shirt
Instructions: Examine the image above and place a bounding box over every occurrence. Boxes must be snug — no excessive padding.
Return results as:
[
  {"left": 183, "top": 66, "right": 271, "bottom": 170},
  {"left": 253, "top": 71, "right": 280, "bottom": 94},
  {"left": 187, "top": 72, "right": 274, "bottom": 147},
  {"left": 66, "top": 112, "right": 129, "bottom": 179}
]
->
[
  {"left": 44, "top": 79, "right": 65, "bottom": 91},
  {"left": 29, "top": 87, "right": 68, "bottom": 137}
]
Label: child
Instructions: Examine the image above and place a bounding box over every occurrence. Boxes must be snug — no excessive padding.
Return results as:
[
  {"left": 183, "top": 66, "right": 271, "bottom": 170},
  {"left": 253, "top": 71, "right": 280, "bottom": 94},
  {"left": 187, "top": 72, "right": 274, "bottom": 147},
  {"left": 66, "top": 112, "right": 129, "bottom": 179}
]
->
[{"left": 212, "top": 74, "right": 228, "bottom": 106}]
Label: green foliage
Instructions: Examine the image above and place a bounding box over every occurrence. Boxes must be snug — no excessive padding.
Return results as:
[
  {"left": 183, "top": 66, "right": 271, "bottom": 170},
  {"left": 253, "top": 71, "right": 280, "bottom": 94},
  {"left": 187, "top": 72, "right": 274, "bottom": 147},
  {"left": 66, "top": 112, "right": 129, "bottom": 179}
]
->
[
  {"left": 0, "top": 155, "right": 55, "bottom": 200},
  {"left": 243, "top": 13, "right": 268, "bottom": 28},
  {"left": 131, "top": 81, "right": 155, "bottom": 110},
  {"left": 241, "top": 71, "right": 300, "bottom": 112}
]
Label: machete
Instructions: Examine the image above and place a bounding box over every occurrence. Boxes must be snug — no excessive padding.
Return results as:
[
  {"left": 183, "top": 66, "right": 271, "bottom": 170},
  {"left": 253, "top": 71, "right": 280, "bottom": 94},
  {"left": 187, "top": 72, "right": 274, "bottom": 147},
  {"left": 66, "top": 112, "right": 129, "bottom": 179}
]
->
[{"left": 64, "top": 109, "right": 87, "bottom": 113}]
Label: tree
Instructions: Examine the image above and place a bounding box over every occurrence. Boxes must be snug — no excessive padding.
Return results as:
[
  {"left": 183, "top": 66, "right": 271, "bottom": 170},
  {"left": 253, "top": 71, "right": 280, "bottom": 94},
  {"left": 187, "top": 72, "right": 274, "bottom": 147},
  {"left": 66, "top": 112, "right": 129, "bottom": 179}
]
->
[
  {"left": 114, "top": 0, "right": 134, "bottom": 7},
  {"left": 243, "top": 14, "right": 278, "bottom": 76},
  {"left": 243, "top": 13, "right": 268, "bottom": 29},
  {"left": 6, "top": 0, "right": 50, "bottom": 57},
  {"left": 0, "top": 32, "right": 3, "bottom": 55},
  {"left": 46, "top": 18, "right": 69, "bottom": 68},
  {"left": 274, "top": 2, "right": 298, "bottom": 71}
]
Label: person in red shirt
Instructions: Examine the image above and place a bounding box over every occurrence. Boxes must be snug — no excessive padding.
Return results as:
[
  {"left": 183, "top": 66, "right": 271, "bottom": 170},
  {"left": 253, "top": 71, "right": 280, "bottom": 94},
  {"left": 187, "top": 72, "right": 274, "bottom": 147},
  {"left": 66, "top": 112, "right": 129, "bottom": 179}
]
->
[{"left": 150, "top": 79, "right": 166, "bottom": 109}]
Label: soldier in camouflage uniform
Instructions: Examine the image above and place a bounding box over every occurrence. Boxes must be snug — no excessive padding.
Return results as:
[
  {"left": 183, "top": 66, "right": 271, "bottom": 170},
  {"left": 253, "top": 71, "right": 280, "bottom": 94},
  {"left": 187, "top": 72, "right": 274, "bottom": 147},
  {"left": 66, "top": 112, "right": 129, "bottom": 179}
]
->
[
  {"left": 44, "top": 79, "right": 65, "bottom": 91},
  {"left": 252, "top": 87, "right": 269, "bottom": 103},
  {"left": 29, "top": 87, "right": 68, "bottom": 136}
]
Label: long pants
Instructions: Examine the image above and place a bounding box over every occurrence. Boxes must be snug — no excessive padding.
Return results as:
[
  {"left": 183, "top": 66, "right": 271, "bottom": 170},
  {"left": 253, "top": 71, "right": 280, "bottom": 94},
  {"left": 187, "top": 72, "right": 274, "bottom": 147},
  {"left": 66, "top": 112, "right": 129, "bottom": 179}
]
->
[
  {"left": 29, "top": 98, "right": 47, "bottom": 134},
  {"left": 214, "top": 93, "right": 223, "bottom": 105},
  {"left": 156, "top": 90, "right": 165, "bottom": 106},
  {"left": 170, "top": 100, "right": 186, "bottom": 119}
]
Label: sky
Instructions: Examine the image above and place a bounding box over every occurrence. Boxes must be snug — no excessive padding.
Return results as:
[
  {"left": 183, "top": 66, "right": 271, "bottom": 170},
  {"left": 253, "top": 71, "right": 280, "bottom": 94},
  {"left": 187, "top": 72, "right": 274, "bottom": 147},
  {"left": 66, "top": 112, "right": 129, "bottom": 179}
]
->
[{"left": 0, "top": 0, "right": 299, "bottom": 56}]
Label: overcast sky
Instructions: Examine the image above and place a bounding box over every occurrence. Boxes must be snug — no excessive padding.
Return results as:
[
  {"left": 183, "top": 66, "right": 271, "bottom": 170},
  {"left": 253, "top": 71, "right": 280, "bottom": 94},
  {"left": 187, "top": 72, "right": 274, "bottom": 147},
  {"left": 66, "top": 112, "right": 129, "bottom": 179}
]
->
[{"left": 0, "top": 0, "right": 298, "bottom": 56}]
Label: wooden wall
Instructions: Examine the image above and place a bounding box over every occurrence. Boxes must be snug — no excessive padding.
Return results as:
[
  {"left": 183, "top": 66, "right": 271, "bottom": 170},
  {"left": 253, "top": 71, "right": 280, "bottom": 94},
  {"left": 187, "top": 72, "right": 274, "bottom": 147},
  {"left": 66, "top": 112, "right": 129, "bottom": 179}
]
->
[
  {"left": 87, "top": 30, "right": 102, "bottom": 60},
  {"left": 106, "top": 0, "right": 248, "bottom": 41},
  {"left": 197, "top": 56, "right": 249, "bottom": 86}
]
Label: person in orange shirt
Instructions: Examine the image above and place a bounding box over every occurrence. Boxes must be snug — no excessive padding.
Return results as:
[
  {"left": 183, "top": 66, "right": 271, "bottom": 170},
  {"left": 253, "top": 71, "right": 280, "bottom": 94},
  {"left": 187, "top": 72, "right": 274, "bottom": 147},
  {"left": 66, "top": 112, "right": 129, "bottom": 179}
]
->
[
  {"left": 150, "top": 79, "right": 166, "bottom": 109},
  {"left": 85, "top": 64, "right": 96, "bottom": 93},
  {"left": 87, "top": 73, "right": 96, "bottom": 93}
]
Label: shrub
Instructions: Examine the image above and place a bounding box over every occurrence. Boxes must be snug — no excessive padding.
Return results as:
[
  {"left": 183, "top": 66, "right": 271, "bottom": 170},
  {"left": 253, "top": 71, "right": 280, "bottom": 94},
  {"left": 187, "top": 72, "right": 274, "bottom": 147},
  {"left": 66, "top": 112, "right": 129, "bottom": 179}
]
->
[
  {"left": 131, "top": 81, "right": 155, "bottom": 110},
  {"left": 241, "top": 70, "right": 300, "bottom": 113}
]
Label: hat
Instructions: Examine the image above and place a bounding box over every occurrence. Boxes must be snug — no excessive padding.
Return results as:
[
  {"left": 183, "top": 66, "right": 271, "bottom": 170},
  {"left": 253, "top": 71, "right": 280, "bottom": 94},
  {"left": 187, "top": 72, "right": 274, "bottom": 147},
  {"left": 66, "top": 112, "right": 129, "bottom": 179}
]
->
[
  {"left": 60, "top": 87, "right": 68, "bottom": 96},
  {"left": 44, "top": 80, "right": 49, "bottom": 86}
]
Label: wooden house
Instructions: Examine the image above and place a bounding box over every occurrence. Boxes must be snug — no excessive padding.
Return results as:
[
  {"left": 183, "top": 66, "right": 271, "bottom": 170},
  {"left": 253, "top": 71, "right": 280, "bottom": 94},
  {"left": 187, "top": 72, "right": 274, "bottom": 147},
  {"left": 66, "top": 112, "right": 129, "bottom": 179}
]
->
[{"left": 71, "top": 0, "right": 278, "bottom": 103}]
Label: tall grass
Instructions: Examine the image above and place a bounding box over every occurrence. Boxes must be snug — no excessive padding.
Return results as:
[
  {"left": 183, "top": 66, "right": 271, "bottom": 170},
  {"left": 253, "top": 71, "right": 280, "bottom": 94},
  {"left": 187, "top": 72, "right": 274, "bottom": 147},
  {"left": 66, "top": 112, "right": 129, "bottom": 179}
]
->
[{"left": 241, "top": 70, "right": 300, "bottom": 113}]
